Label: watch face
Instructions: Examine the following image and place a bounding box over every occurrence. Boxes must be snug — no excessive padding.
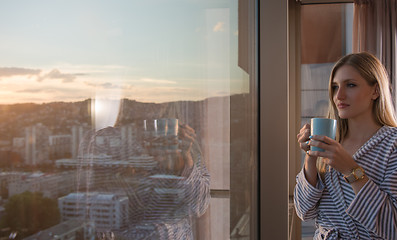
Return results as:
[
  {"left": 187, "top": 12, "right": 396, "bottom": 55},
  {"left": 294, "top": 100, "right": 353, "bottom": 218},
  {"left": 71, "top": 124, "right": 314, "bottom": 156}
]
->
[{"left": 354, "top": 168, "right": 364, "bottom": 178}]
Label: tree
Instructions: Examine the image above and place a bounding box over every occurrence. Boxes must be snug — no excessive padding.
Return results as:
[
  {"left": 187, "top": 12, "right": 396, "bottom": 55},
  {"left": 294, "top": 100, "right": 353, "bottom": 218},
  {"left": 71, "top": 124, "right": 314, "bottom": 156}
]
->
[{"left": 0, "top": 191, "right": 60, "bottom": 239}]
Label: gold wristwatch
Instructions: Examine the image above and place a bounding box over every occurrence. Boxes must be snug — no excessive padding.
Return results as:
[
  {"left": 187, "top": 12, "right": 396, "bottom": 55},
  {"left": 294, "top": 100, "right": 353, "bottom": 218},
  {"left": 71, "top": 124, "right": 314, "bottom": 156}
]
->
[{"left": 343, "top": 166, "right": 365, "bottom": 183}]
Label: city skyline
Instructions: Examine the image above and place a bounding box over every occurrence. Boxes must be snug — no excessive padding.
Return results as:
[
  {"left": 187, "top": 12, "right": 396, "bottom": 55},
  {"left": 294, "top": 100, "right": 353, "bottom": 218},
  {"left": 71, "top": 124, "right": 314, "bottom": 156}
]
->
[{"left": 0, "top": 0, "right": 248, "bottom": 104}]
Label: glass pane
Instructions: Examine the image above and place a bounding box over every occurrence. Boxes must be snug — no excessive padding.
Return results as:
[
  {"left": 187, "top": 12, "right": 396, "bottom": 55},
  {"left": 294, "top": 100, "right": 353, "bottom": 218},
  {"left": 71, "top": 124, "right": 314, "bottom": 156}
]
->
[
  {"left": 0, "top": 1, "right": 257, "bottom": 239},
  {"left": 300, "top": 3, "right": 353, "bottom": 239}
]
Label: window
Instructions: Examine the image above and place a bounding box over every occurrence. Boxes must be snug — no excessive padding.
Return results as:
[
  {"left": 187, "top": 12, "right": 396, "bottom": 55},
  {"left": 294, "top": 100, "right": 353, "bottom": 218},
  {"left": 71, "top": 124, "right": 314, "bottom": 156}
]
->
[
  {"left": 0, "top": 0, "right": 258, "bottom": 239},
  {"left": 299, "top": 2, "right": 353, "bottom": 238}
]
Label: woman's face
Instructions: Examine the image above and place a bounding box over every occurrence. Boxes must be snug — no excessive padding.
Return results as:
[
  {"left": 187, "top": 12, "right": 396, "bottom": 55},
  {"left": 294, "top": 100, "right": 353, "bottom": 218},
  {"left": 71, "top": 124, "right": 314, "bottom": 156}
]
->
[{"left": 332, "top": 65, "right": 379, "bottom": 120}]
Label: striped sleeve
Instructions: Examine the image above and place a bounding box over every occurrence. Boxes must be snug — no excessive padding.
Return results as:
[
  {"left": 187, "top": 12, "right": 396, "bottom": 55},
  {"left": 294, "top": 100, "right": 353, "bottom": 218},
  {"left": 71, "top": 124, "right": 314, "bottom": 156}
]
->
[
  {"left": 183, "top": 155, "right": 211, "bottom": 218},
  {"left": 346, "top": 152, "right": 397, "bottom": 239},
  {"left": 294, "top": 168, "right": 324, "bottom": 221}
]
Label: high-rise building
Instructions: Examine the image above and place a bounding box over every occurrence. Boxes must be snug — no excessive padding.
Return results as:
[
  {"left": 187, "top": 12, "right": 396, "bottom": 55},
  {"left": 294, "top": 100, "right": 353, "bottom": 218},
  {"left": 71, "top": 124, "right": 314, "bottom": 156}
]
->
[
  {"left": 71, "top": 124, "right": 90, "bottom": 159},
  {"left": 25, "top": 123, "right": 50, "bottom": 165},
  {"left": 121, "top": 123, "right": 141, "bottom": 159},
  {"left": 12, "top": 137, "right": 25, "bottom": 158},
  {"left": 49, "top": 134, "right": 72, "bottom": 159}
]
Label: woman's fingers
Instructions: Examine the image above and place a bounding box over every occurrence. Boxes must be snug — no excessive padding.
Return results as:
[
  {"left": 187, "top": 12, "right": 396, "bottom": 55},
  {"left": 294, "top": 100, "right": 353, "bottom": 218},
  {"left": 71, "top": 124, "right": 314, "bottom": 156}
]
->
[
  {"left": 298, "top": 134, "right": 310, "bottom": 151},
  {"left": 305, "top": 135, "right": 336, "bottom": 153},
  {"left": 306, "top": 136, "right": 339, "bottom": 158},
  {"left": 310, "top": 135, "right": 336, "bottom": 144},
  {"left": 302, "top": 123, "right": 310, "bottom": 131},
  {"left": 179, "top": 125, "right": 196, "bottom": 142},
  {"left": 297, "top": 129, "right": 310, "bottom": 141},
  {"left": 307, "top": 139, "right": 332, "bottom": 152},
  {"left": 297, "top": 124, "right": 312, "bottom": 152},
  {"left": 299, "top": 142, "right": 310, "bottom": 151},
  {"left": 306, "top": 149, "right": 331, "bottom": 158},
  {"left": 299, "top": 124, "right": 310, "bottom": 136}
]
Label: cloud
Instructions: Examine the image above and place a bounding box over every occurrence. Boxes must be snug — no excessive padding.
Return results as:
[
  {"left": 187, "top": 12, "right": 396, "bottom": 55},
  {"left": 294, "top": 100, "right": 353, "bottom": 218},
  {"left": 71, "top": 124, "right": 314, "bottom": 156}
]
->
[
  {"left": 0, "top": 67, "right": 41, "bottom": 77},
  {"left": 84, "top": 81, "right": 123, "bottom": 89},
  {"left": 16, "top": 85, "right": 90, "bottom": 95},
  {"left": 141, "top": 78, "right": 177, "bottom": 84},
  {"left": 85, "top": 82, "right": 96, "bottom": 87},
  {"left": 215, "top": 91, "right": 230, "bottom": 96},
  {"left": 12, "top": 86, "right": 91, "bottom": 103},
  {"left": 0, "top": 67, "right": 86, "bottom": 83},
  {"left": 51, "top": 64, "right": 129, "bottom": 74},
  {"left": 37, "top": 69, "right": 86, "bottom": 83},
  {"left": 16, "top": 89, "right": 46, "bottom": 93},
  {"left": 99, "top": 82, "right": 121, "bottom": 89},
  {"left": 16, "top": 88, "right": 60, "bottom": 93},
  {"left": 213, "top": 22, "right": 225, "bottom": 32}
]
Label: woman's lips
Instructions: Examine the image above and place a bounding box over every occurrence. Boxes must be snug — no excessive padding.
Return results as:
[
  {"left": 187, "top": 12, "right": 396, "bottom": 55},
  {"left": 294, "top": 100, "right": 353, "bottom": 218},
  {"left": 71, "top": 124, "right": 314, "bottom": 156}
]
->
[{"left": 337, "top": 103, "right": 349, "bottom": 109}]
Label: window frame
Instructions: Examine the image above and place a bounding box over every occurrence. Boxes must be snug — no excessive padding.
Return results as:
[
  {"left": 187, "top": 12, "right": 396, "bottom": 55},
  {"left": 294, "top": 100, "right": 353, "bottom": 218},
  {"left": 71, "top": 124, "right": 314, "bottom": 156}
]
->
[{"left": 259, "top": 0, "right": 289, "bottom": 239}]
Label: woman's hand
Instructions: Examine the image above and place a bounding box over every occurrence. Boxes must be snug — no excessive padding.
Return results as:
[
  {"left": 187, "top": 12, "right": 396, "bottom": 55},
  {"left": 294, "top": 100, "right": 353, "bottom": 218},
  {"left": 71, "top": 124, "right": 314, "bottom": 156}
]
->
[
  {"left": 307, "top": 135, "right": 358, "bottom": 175},
  {"left": 178, "top": 124, "right": 196, "bottom": 170},
  {"left": 297, "top": 124, "right": 318, "bottom": 187},
  {"left": 297, "top": 124, "right": 311, "bottom": 153}
]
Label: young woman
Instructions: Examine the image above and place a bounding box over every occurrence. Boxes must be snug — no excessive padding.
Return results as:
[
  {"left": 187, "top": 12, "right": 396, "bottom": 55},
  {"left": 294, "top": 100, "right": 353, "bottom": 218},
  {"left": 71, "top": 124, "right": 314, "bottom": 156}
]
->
[
  {"left": 78, "top": 123, "right": 210, "bottom": 240},
  {"left": 294, "top": 52, "right": 397, "bottom": 239}
]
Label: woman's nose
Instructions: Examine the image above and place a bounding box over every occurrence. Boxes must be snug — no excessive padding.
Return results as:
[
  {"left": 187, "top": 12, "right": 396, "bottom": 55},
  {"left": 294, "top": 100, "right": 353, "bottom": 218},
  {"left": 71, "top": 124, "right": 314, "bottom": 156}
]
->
[{"left": 335, "top": 87, "right": 345, "bottom": 100}]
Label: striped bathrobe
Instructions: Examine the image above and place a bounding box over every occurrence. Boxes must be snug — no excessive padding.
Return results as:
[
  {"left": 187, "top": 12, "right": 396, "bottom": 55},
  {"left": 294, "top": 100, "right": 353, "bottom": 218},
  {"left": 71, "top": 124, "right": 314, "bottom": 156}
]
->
[
  {"left": 294, "top": 126, "right": 397, "bottom": 239},
  {"left": 78, "top": 127, "right": 211, "bottom": 240}
]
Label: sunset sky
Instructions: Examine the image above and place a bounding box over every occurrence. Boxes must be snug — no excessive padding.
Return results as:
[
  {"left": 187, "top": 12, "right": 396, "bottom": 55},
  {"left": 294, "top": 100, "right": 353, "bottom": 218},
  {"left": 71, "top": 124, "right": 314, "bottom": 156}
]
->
[{"left": 0, "top": 0, "right": 248, "bottom": 104}]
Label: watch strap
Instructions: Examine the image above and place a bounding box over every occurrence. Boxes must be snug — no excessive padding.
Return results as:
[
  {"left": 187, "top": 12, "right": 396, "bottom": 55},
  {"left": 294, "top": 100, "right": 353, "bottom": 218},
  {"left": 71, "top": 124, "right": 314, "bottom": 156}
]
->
[{"left": 343, "top": 167, "right": 365, "bottom": 183}]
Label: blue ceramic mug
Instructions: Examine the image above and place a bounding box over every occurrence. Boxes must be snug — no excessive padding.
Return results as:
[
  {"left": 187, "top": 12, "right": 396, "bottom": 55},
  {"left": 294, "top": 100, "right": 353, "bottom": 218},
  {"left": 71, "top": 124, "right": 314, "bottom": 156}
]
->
[{"left": 310, "top": 118, "right": 336, "bottom": 152}]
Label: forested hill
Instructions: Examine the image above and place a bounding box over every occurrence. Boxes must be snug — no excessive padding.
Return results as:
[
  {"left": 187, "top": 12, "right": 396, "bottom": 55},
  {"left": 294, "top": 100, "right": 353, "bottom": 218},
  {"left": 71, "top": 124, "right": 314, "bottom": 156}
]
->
[{"left": 0, "top": 94, "right": 250, "bottom": 141}]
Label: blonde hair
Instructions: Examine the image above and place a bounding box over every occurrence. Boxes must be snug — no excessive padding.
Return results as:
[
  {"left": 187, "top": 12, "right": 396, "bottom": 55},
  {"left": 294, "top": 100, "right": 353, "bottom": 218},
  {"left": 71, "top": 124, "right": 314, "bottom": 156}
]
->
[{"left": 319, "top": 52, "right": 397, "bottom": 174}]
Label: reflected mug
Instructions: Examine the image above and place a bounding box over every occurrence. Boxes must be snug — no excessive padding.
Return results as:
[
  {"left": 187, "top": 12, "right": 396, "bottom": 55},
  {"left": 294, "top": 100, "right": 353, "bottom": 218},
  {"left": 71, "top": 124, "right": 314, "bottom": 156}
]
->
[
  {"left": 155, "top": 119, "right": 168, "bottom": 137},
  {"left": 144, "top": 119, "right": 171, "bottom": 137},
  {"left": 166, "top": 118, "right": 178, "bottom": 137},
  {"left": 153, "top": 118, "right": 178, "bottom": 137},
  {"left": 310, "top": 118, "right": 336, "bottom": 152},
  {"left": 144, "top": 118, "right": 179, "bottom": 150}
]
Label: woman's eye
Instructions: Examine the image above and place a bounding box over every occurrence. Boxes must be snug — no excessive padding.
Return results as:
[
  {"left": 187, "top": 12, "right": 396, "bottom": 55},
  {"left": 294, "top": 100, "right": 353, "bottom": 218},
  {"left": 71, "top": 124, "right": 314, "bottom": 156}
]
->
[
  {"left": 331, "top": 85, "right": 339, "bottom": 90},
  {"left": 347, "top": 83, "right": 356, "bottom": 87}
]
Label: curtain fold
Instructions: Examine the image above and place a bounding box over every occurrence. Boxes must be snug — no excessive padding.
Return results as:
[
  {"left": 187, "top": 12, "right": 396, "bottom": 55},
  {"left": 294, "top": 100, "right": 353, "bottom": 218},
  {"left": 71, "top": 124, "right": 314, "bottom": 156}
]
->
[{"left": 353, "top": 0, "right": 397, "bottom": 101}]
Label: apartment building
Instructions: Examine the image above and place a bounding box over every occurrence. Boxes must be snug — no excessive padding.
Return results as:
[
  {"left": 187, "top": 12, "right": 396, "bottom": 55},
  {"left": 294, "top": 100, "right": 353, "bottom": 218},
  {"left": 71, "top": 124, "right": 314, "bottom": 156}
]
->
[
  {"left": 58, "top": 192, "right": 128, "bottom": 231},
  {"left": 8, "top": 171, "right": 86, "bottom": 199}
]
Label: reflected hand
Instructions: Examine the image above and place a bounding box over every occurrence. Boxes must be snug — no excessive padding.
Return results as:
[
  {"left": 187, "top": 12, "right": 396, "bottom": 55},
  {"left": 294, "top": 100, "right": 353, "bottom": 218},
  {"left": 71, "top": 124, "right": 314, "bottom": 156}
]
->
[
  {"left": 156, "top": 124, "right": 197, "bottom": 175},
  {"left": 178, "top": 124, "right": 196, "bottom": 170}
]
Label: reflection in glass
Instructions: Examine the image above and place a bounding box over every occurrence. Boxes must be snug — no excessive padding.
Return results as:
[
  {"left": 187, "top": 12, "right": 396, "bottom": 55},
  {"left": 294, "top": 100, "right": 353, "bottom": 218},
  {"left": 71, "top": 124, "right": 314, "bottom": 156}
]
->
[
  {"left": 0, "top": 0, "right": 256, "bottom": 239},
  {"left": 63, "top": 120, "right": 210, "bottom": 239}
]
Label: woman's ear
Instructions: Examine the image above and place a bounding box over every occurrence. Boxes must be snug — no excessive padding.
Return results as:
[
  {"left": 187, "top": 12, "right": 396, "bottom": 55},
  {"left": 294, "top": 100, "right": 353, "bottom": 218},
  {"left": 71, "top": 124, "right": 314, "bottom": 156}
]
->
[{"left": 372, "top": 85, "right": 380, "bottom": 100}]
